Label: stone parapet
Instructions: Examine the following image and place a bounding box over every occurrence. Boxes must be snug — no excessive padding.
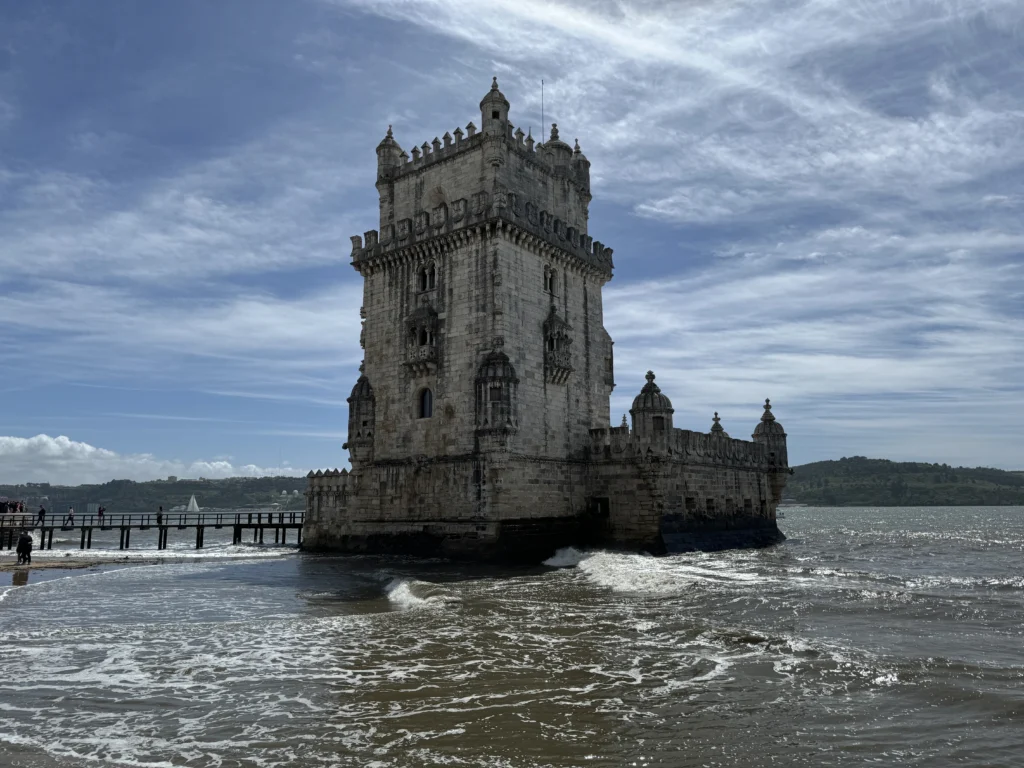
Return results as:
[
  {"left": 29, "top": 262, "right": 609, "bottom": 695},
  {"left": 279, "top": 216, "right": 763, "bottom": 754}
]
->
[
  {"left": 351, "top": 208, "right": 613, "bottom": 278},
  {"left": 589, "top": 426, "right": 782, "bottom": 470}
]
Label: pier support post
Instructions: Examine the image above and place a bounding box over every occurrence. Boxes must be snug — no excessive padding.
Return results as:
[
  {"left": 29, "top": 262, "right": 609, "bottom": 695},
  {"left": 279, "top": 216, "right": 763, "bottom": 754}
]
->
[{"left": 195, "top": 526, "right": 204, "bottom": 549}]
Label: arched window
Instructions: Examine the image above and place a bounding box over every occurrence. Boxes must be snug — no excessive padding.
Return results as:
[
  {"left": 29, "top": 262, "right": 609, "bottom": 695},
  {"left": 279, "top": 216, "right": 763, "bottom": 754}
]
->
[
  {"left": 418, "top": 263, "right": 437, "bottom": 292},
  {"left": 418, "top": 388, "right": 433, "bottom": 419},
  {"left": 544, "top": 266, "right": 557, "bottom": 295}
]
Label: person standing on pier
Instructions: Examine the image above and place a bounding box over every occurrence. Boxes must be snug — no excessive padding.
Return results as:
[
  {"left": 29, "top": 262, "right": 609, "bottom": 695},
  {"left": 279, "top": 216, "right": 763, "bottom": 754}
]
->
[
  {"left": 157, "top": 506, "right": 163, "bottom": 526},
  {"left": 97, "top": 505, "right": 105, "bottom": 524},
  {"left": 66, "top": 506, "right": 75, "bottom": 527},
  {"left": 37, "top": 505, "right": 45, "bottom": 526}
]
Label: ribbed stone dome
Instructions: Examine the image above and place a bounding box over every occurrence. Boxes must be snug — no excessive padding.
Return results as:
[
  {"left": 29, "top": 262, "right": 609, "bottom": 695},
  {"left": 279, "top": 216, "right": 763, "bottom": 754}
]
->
[
  {"left": 631, "top": 371, "right": 673, "bottom": 413},
  {"left": 479, "top": 76, "right": 510, "bottom": 111},
  {"left": 477, "top": 350, "right": 518, "bottom": 382},
  {"left": 348, "top": 374, "right": 374, "bottom": 403},
  {"left": 752, "top": 399, "right": 785, "bottom": 437}
]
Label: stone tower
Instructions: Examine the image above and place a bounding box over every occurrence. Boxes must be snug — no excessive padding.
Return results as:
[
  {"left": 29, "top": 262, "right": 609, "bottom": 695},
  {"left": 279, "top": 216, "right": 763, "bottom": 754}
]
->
[{"left": 306, "top": 78, "right": 789, "bottom": 559}]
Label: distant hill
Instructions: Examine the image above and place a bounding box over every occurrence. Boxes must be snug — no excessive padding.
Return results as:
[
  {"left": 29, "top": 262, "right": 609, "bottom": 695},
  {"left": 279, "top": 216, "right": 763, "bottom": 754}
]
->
[
  {"left": 788, "top": 457, "right": 1024, "bottom": 506},
  {"left": 0, "top": 476, "right": 307, "bottom": 514}
]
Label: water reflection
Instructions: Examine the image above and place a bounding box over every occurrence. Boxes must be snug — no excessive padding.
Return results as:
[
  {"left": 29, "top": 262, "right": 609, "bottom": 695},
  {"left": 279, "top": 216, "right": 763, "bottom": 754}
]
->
[{"left": 12, "top": 569, "right": 29, "bottom": 587}]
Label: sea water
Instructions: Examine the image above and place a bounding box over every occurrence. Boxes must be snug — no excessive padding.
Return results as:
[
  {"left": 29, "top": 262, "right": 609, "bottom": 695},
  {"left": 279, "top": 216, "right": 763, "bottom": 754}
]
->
[{"left": 1, "top": 506, "right": 1022, "bottom": 767}]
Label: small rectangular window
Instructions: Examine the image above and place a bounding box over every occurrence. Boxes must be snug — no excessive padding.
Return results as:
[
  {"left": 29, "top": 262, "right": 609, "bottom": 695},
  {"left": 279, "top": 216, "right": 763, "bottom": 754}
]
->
[
  {"left": 652, "top": 416, "right": 665, "bottom": 432},
  {"left": 706, "top": 499, "right": 715, "bottom": 515},
  {"left": 744, "top": 499, "right": 753, "bottom": 514},
  {"left": 489, "top": 385, "right": 502, "bottom": 402},
  {"left": 685, "top": 497, "right": 696, "bottom": 512}
]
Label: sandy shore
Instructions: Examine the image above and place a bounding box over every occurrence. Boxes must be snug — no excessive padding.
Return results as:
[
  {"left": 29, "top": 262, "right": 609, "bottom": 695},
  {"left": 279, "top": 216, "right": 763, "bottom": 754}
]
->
[{"left": 0, "top": 555, "right": 168, "bottom": 572}]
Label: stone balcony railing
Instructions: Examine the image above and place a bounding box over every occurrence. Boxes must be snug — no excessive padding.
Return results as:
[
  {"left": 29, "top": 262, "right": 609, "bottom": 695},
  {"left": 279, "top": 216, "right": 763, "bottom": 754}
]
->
[
  {"left": 545, "top": 348, "right": 573, "bottom": 385},
  {"left": 405, "top": 345, "right": 438, "bottom": 376}
]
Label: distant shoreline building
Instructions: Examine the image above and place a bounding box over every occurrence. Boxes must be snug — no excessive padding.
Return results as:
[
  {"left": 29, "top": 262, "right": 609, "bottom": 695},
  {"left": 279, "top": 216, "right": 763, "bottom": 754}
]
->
[{"left": 304, "top": 79, "right": 789, "bottom": 559}]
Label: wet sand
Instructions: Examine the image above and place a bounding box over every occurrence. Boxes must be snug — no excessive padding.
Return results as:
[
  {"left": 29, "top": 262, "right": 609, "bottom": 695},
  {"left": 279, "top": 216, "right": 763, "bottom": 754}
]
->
[{"left": 0, "top": 555, "right": 167, "bottom": 572}]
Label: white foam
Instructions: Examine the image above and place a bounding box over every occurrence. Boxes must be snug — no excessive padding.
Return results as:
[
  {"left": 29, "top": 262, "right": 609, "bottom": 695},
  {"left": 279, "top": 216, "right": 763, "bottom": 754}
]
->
[
  {"left": 573, "top": 550, "right": 766, "bottom": 595},
  {"left": 543, "top": 546, "right": 587, "bottom": 567},
  {"left": 384, "top": 578, "right": 451, "bottom": 610}
]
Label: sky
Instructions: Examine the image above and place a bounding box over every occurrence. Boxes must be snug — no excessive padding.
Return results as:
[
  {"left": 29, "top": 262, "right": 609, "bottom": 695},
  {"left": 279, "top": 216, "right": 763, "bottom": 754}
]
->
[{"left": 1, "top": 0, "right": 1022, "bottom": 485}]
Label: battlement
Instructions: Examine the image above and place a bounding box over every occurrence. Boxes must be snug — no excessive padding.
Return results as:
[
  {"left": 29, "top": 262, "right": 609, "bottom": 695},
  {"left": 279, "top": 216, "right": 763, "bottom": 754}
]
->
[
  {"left": 384, "top": 126, "right": 485, "bottom": 180},
  {"left": 589, "top": 425, "right": 781, "bottom": 469},
  {"left": 350, "top": 191, "right": 613, "bottom": 275},
  {"left": 305, "top": 468, "right": 349, "bottom": 490},
  {"left": 383, "top": 119, "right": 590, "bottom": 192}
]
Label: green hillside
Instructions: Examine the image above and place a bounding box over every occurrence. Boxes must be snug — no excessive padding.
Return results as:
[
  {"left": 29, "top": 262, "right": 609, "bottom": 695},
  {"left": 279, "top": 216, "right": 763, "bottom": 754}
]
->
[
  {"left": 788, "top": 457, "right": 1024, "bottom": 506},
  {"left": 0, "top": 476, "right": 307, "bottom": 515}
]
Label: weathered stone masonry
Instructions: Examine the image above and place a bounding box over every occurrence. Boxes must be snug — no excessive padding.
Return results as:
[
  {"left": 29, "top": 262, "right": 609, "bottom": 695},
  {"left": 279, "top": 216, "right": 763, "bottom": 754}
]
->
[{"left": 304, "top": 79, "right": 789, "bottom": 559}]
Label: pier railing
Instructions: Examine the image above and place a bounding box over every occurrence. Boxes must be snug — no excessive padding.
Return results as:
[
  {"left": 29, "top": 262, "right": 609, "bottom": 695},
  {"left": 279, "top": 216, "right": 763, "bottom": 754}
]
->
[{"left": 0, "top": 510, "right": 304, "bottom": 552}]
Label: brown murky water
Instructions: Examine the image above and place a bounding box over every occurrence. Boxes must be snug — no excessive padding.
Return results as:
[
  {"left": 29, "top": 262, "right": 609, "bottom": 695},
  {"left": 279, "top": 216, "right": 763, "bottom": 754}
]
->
[{"left": 1, "top": 507, "right": 1023, "bottom": 767}]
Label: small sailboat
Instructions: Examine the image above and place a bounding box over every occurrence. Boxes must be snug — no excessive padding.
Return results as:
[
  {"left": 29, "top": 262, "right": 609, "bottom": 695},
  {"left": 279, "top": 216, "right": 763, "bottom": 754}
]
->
[{"left": 185, "top": 495, "right": 201, "bottom": 513}]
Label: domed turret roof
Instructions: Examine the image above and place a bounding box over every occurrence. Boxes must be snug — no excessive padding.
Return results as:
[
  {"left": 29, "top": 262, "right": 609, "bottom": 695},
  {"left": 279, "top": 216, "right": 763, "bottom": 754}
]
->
[
  {"left": 542, "top": 122, "right": 572, "bottom": 152},
  {"left": 477, "top": 350, "right": 518, "bottom": 382},
  {"left": 752, "top": 399, "right": 785, "bottom": 437},
  {"left": 710, "top": 412, "right": 729, "bottom": 438},
  {"left": 348, "top": 373, "right": 374, "bottom": 403},
  {"left": 630, "top": 371, "right": 673, "bottom": 413},
  {"left": 376, "top": 125, "right": 399, "bottom": 152},
  {"left": 479, "top": 76, "right": 510, "bottom": 110}
]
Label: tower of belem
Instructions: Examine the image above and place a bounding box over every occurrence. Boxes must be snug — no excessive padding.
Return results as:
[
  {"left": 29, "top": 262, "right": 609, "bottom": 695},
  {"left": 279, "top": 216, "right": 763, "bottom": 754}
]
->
[{"left": 304, "top": 79, "right": 789, "bottom": 558}]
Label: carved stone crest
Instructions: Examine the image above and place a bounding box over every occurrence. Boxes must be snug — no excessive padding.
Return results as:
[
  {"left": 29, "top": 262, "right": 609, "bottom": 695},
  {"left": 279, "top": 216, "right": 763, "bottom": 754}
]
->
[
  {"left": 452, "top": 198, "right": 467, "bottom": 222},
  {"left": 397, "top": 219, "right": 411, "bottom": 240},
  {"left": 415, "top": 211, "right": 429, "bottom": 235}
]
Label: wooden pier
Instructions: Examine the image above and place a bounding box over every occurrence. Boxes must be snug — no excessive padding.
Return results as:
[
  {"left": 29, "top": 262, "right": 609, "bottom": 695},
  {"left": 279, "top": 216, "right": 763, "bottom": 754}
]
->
[{"left": 0, "top": 511, "right": 303, "bottom": 551}]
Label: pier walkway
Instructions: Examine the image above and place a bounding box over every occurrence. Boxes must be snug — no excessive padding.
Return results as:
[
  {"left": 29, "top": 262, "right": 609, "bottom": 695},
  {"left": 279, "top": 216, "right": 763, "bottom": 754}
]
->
[{"left": 0, "top": 511, "right": 303, "bottom": 551}]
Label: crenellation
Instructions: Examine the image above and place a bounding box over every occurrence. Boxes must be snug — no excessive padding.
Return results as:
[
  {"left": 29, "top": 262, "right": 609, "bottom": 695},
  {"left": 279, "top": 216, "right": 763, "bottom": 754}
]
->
[{"left": 307, "top": 78, "right": 788, "bottom": 559}]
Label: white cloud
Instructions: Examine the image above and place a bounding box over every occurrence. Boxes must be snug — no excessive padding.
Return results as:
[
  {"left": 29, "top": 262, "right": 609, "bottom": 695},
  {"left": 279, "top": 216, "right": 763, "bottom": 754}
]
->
[
  {"left": 0, "top": 435, "right": 306, "bottom": 485},
  {"left": 0, "top": 279, "right": 364, "bottom": 401}
]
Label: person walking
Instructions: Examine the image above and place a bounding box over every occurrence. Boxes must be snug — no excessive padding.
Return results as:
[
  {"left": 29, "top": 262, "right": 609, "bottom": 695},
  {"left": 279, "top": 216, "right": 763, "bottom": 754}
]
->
[
  {"left": 66, "top": 506, "right": 75, "bottom": 527},
  {"left": 16, "top": 530, "right": 32, "bottom": 565},
  {"left": 156, "top": 506, "right": 164, "bottom": 526},
  {"left": 37, "top": 505, "right": 46, "bottom": 526},
  {"left": 97, "top": 505, "right": 105, "bottom": 524}
]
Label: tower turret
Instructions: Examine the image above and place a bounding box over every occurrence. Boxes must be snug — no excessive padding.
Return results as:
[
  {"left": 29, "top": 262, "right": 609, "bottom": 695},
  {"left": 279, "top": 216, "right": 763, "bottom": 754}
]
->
[
  {"left": 542, "top": 123, "right": 574, "bottom": 176},
  {"left": 375, "top": 126, "right": 403, "bottom": 180},
  {"left": 752, "top": 399, "right": 787, "bottom": 467},
  {"left": 572, "top": 138, "right": 591, "bottom": 199},
  {"left": 480, "top": 76, "right": 510, "bottom": 137},
  {"left": 344, "top": 370, "right": 375, "bottom": 466},
  {"left": 630, "top": 371, "right": 674, "bottom": 443}
]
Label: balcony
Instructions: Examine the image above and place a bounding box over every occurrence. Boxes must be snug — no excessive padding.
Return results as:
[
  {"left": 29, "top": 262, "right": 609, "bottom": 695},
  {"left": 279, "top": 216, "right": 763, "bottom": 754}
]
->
[
  {"left": 545, "top": 348, "right": 573, "bottom": 385},
  {"left": 405, "top": 345, "right": 438, "bottom": 377}
]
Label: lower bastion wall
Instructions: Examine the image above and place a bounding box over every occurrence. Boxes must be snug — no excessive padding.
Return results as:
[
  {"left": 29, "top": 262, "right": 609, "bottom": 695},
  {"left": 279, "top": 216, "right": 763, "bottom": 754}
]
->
[
  {"left": 302, "top": 455, "right": 595, "bottom": 559},
  {"left": 303, "top": 425, "right": 788, "bottom": 559}
]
